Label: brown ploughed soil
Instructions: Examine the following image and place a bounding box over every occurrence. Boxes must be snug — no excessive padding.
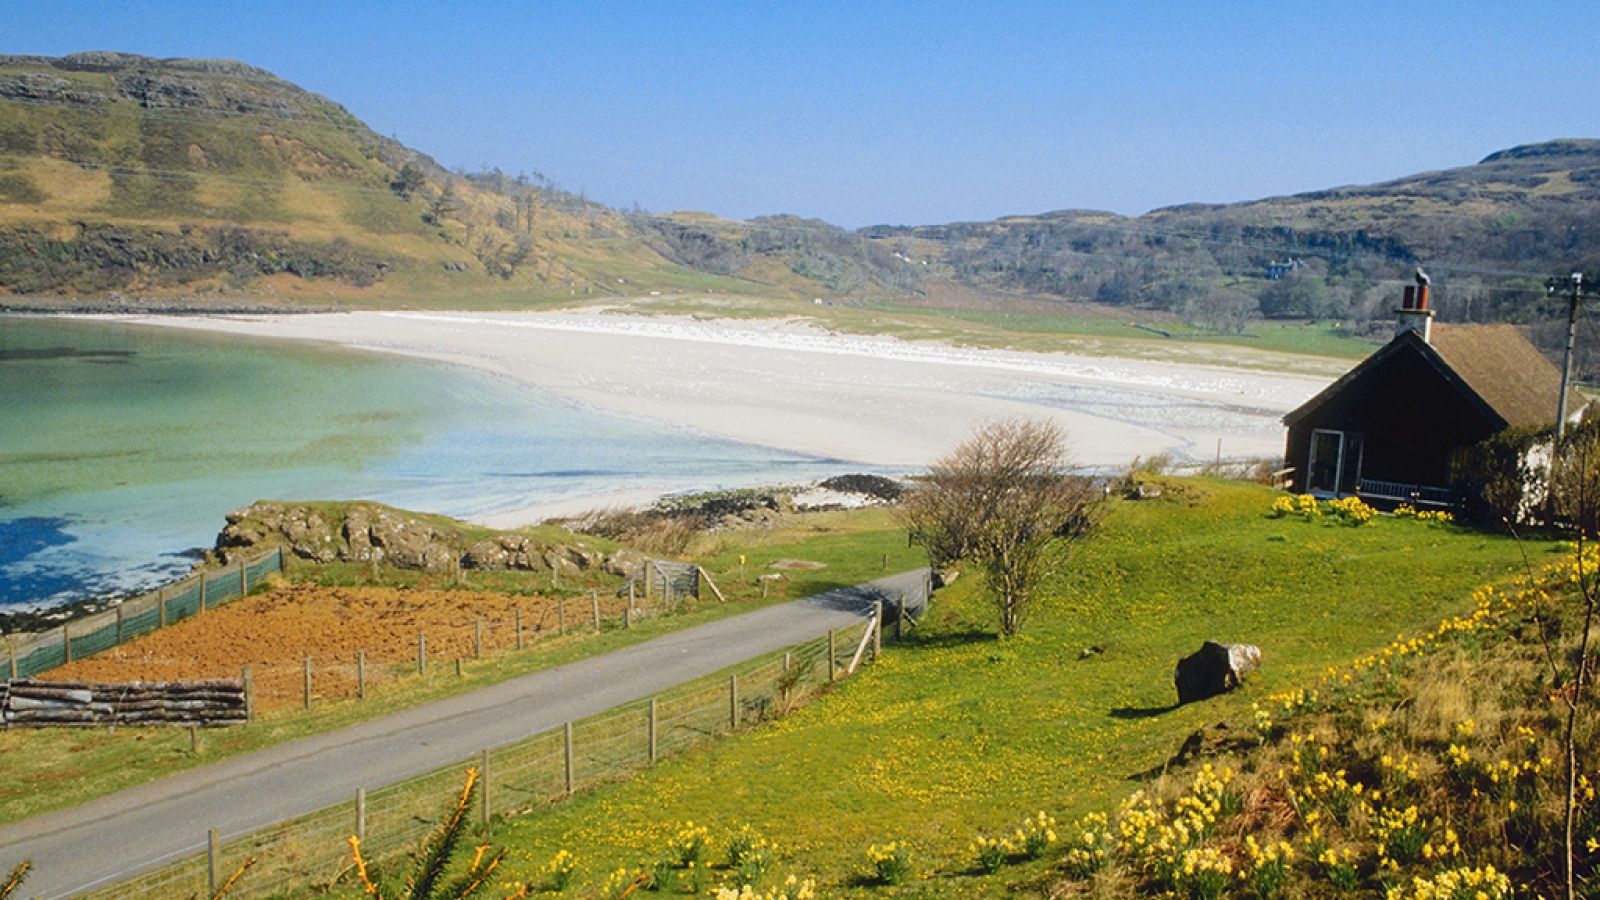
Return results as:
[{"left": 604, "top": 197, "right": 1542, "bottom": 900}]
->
[{"left": 50, "top": 583, "right": 627, "bottom": 711}]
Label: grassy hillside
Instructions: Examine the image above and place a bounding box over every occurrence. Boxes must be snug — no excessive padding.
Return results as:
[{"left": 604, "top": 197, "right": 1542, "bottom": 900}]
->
[
  {"left": 464, "top": 479, "right": 1557, "bottom": 896},
  {"left": 0, "top": 52, "right": 778, "bottom": 303},
  {"left": 2, "top": 52, "right": 1593, "bottom": 368}
]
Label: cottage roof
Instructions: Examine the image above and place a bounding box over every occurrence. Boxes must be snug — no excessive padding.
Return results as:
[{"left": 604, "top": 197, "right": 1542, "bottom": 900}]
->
[
  {"left": 1431, "top": 324, "right": 1584, "bottom": 429},
  {"left": 1283, "top": 323, "right": 1585, "bottom": 431}
]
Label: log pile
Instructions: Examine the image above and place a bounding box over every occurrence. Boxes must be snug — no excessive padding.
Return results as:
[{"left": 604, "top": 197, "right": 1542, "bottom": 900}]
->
[{"left": 1, "top": 678, "right": 247, "bottom": 727}]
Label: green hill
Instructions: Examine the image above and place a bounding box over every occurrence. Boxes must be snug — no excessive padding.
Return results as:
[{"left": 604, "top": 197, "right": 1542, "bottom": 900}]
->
[
  {"left": 0, "top": 52, "right": 787, "bottom": 304},
  {"left": 1, "top": 52, "right": 1596, "bottom": 341}
]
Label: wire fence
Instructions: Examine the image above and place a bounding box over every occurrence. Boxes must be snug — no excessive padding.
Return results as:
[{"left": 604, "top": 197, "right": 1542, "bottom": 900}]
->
[
  {"left": 3, "top": 549, "right": 284, "bottom": 681},
  {"left": 85, "top": 612, "right": 880, "bottom": 899}
]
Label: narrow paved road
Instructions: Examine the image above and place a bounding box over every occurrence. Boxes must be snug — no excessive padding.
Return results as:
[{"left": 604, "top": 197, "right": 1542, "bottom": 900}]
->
[{"left": 0, "top": 569, "right": 929, "bottom": 898}]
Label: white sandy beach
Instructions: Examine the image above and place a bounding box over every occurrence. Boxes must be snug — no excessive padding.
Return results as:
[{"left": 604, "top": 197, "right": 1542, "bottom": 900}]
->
[{"left": 119, "top": 310, "right": 1334, "bottom": 523}]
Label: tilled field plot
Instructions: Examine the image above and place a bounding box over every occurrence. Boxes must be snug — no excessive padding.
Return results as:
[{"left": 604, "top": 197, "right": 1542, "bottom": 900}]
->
[{"left": 50, "top": 584, "right": 628, "bottom": 710}]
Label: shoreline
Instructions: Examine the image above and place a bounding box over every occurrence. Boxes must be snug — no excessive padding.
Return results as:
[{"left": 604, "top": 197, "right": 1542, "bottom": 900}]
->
[{"left": 106, "top": 310, "right": 1329, "bottom": 492}]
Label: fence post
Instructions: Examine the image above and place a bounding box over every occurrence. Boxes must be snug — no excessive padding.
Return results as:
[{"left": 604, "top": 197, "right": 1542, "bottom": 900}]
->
[
  {"left": 558, "top": 598, "right": 566, "bottom": 635},
  {"left": 417, "top": 633, "right": 426, "bottom": 675},
  {"left": 242, "top": 665, "right": 253, "bottom": 722},
  {"left": 729, "top": 674, "right": 739, "bottom": 729},
  {"left": 239, "top": 559, "right": 248, "bottom": 597},
  {"left": 590, "top": 591, "right": 600, "bottom": 631},
  {"left": 208, "top": 827, "right": 219, "bottom": 897},
  {"left": 199, "top": 573, "right": 207, "bottom": 614},
  {"left": 624, "top": 603, "right": 632, "bottom": 629},
  {"left": 116, "top": 604, "right": 125, "bottom": 644},
  {"left": 455, "top": 658, "right": 463, "bottom": 678},
  {"left": 515, "top": 608, "right": 524, "bottom": 650},
  {"left": 872, "top": 601, "right": 883, "bottom": 658},
  {"left": 645, "top": 564, "right": 654, "bottom": 603},
  {"left": 828, "top": 630, "right": 838, "bottom": 682},
  {"left": 62, "top": 625, "right": 71, "bottom": 665},
  {"left": 564, "top": 721, "right": 575, "bottom": 796},
  {"left": 474, "top": 620, "right": 483, "bottom": 659},
  {"left": 303, "top": 657, "right": 313, "bottom": 710},
  {"left": 357, "top": 650, "right": 367, "bottom": 701},
  {"left": 782, "top": 652, "right": 792, "bottom": 706},
  {"left": 629, "top": 581, "right": 636, "bottom": 615},
  {"left": 481, "top": 748, "right": 491, "bottom": 825},
  {"left": 190, "top": 724, "right": 199, "bottom": 754},
  {"left": 882, "top": 552, "right": 888, "bottom": 571},
  {"left": 648, "top": 697, "right": 658, "bottom": 765},
  {"left": 7, "top": 642, "right": 15, "bottom": 680},
  {"left": 159, "top": 587, "right": 168, "bottom": 628},
  {"left": 356, "top": 787, "right": 366, "bottom": 842}
]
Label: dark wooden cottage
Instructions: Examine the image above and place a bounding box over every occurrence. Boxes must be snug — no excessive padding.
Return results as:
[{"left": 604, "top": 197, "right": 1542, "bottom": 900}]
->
[{"left": 1283, "top": 280, "right": 1585, "bottom": 505}]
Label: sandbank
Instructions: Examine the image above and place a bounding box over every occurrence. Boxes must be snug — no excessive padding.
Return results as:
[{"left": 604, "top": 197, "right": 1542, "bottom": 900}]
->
[{"left": 117, "top": 310, "right": 1332, "bottom": 520}]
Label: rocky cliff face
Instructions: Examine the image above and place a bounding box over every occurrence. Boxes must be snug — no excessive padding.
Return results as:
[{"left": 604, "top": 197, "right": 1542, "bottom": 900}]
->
[{"left": 213, "top": 501, "right": 641, "bottom": 578}]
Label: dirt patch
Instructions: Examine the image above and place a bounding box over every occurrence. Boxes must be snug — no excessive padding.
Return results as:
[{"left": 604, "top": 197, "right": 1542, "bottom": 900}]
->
[
  {"left": 49, "top": 584, "right": 629, "bottom": 711},
  {"left": 767, "top": 559, "right": 826, "bottom": 570}
]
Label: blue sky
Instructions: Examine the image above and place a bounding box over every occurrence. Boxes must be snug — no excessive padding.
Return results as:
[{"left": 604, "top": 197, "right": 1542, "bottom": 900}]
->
[{"left": 11, "top": 2, "right": 1600, "bottom": 227}]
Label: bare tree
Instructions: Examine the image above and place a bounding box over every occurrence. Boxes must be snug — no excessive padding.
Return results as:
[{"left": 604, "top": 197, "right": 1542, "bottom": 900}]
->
[{"left": 898, "top": 419, "right": 1103, "bottom": 637}]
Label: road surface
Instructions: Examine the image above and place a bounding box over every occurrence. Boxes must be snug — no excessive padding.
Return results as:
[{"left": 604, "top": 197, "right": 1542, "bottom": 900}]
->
[{"left": 0, "top": 569, "right": 929, "bottom": 897}]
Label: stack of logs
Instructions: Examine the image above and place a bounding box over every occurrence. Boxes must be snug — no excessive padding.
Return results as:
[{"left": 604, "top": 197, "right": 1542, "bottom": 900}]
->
[{"left": 1, "top": 678, "right": 248, "bottom": 727}]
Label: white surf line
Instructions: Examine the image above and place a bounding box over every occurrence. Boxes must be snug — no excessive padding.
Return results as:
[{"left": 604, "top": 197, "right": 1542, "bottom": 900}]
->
[{"left": 376, "top": 312, "right": 1317, "bottom": 405}]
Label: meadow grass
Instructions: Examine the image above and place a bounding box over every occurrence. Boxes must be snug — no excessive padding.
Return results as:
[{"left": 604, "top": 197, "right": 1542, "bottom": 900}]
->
[
  {"left": 479, "top": 479, "right": 1555, "bottom": 896},
  {"left": 0, "top": 510, "right": 923, "bottom": 826}
]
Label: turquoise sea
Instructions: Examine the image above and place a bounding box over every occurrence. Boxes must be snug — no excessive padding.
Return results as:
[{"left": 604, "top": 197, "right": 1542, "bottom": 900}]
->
[{"left": 0, "top": 316, "right": 839, "bottom": 610}]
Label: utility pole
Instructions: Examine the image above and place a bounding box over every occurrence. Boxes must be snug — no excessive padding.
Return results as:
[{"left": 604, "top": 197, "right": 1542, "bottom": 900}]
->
[{"left": 1548, "top": 272, "right": 1600, "bottom": 441}]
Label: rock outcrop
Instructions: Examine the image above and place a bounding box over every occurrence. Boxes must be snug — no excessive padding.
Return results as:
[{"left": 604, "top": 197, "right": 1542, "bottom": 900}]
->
[
  {"left": 1173, "top": 641, "right": 1262, "bottom": 705},
  {"left": 215, "top": 501, "right": 609, "bottom": 576}
]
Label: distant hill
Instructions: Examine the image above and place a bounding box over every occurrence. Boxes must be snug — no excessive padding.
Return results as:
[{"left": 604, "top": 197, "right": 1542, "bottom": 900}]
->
[{"left": 1, "top": 52, "right": 1597, "bottom": 333}]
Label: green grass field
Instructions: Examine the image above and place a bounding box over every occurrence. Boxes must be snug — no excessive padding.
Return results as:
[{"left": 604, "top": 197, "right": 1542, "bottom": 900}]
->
[{"left": 474, "top": 480, "right": 1555, "bottom": 896}]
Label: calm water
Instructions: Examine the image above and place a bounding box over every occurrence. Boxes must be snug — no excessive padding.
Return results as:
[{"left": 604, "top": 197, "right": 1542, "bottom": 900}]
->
[{"left": 0, "top": 316, "right": 838, "bottom": 610}]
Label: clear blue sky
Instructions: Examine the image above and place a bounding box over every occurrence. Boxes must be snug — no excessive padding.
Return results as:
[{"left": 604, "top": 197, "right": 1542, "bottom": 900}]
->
[{"left": 11, "top": 2, "right": 1600, "bottom": 228}]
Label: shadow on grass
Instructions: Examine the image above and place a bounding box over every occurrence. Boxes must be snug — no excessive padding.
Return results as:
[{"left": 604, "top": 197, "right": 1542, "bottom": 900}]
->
[
  {"left": 902, "top": 629, "right": 996, "bottom": 650},
  {"left": 1110, "top": 703, "right": 1179, "bottom": 720}
]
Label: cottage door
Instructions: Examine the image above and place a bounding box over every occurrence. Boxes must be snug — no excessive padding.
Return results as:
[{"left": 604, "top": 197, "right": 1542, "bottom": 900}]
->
[{"left": 1307, "top": 429, "right": 1344, "bottom": 494}]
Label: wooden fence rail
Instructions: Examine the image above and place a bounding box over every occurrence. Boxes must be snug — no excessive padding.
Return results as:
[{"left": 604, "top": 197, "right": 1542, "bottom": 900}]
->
[{"left": 1, "top": 678, "right": 247, "bottom": 727}]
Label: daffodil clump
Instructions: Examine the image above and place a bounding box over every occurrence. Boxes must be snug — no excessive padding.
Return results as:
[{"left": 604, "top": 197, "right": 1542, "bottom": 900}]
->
[
  {"left": 540, "top": 848, "right": 578, "bottom": 891},
  {"left": 713, "top": 873, "right": 816, "bottom": 900},
  {"left": 864, "top": 842, "right": 911, "bottom": 886},
  {"left": 1243, "top": 836, "right": 1293, "bottom": 898},
  {"left": 1386, "top": 863, "right": 1512, "bottom": 899},
  {"left": 1326, "top": 495, "right": 1376, "bottom": 524},
  {"left": 1394, "top": 503, "right": 1455, "bottom": 524},
  {"left": 970, "top": 834, "right": 1008, "bottom": 874},
  {"left": 725, "top": 825, "right": 776, "bottom": 886},
  {"left": 1059, "top": 811, "right": 1113, "bottom": 879}
]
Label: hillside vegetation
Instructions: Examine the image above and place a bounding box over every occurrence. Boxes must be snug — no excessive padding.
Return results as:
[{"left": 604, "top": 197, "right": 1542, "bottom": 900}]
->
[
  {"left": 2, "top": 53, "right": 1597, "bottom": 365},
  {"left": 0, "top": 52, "right": 772, "bottom": 303},
  {"left": 437, "top": 480, "right": 1570, "bottom": 896}
]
